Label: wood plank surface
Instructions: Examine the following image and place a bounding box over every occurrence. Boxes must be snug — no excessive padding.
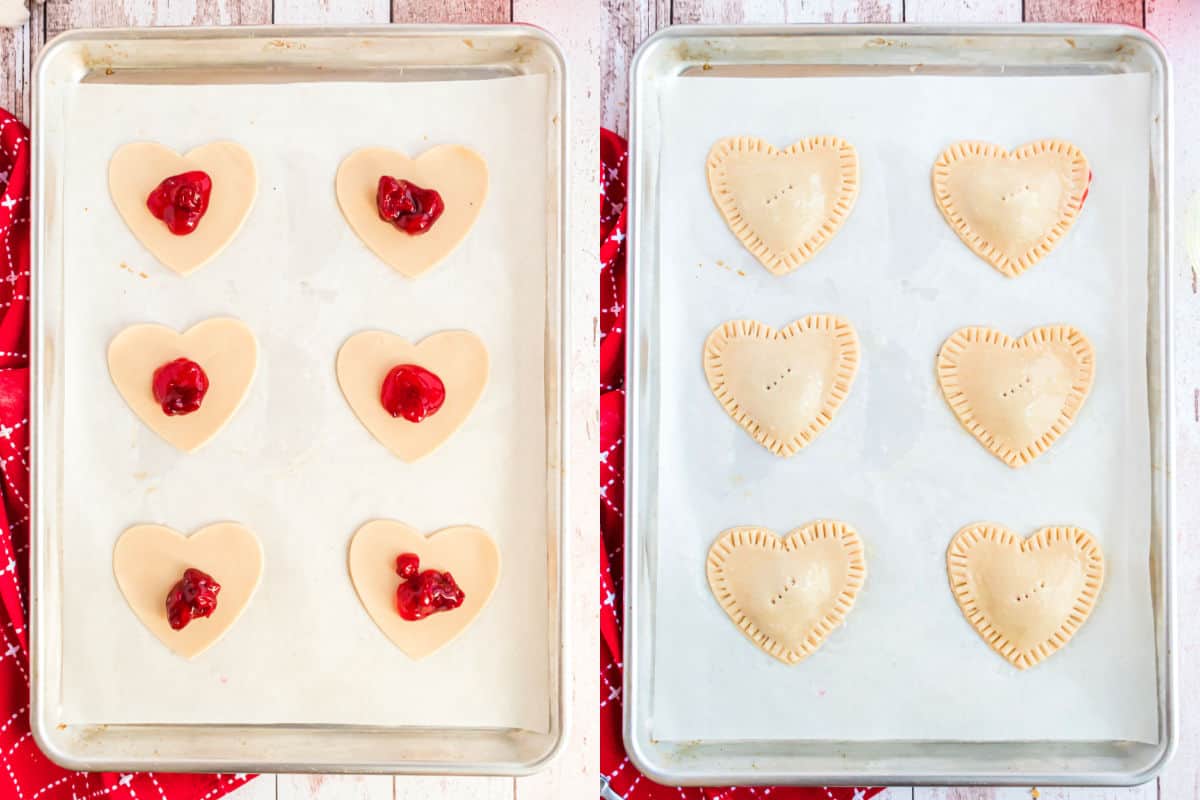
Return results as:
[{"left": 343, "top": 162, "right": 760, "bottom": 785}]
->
[
  {"left": 45, "top": 0, "right": 270, "bottom": 37},
  {"left": 601, "top": 0, "right": 668, "bottom": 134},
  {"left": 904, "top": 0, "right": 1020, "bottom": 23},
  {"left": 1024, "top": 0, "right": 1143, "bottom": 25},
  {"left": 672, "top": 0, "right": 901, "bottom": 23},
  {"left": 274, "top": 0, "right": 391, "bottom": 23},
  {"left": 392, "top": 0, "right": 509, "bottom": 23},
  {"left": 277, "top": 775, "right": 394, "bottom": 800}
]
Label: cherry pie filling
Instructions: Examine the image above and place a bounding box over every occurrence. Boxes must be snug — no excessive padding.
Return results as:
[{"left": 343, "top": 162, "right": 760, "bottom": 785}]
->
[
  {"left": 165, "top": 567, "right": 221, "bottom": 631},
  {"left": 376, "top": 176, "right": 445, "bottom": 234},
  {"left": 394, "top": 553, "right": 464, "bottom": 621},
  {"left": 380, "top": 364, "right": 445, "bottom": 423},
  {"left": 146, "top": 170, "right": 212, "bottom": 236},
  {"left": 152, "top": 357, "right": 210, "bottom": 416}
]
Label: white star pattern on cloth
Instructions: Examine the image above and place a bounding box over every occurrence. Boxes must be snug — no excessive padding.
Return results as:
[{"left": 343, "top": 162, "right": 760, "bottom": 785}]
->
[
  {"left": 234, "top": 774, "right": 248, "bottom": 780},
  {"left": 0, "top": 197, "right": 15, "bottom": 210},
  {"left": 118, "top": 774, "right": 133, "bottom": 786},
  {"left": 0, "top": 425, "right": 12, "bottom": 439},
  {"left": 4, "top": 559, "right": 13, "bottom": 574},
  {"left": 613, "top": 229, "right": 625, "bottom": 243},
  {"left": 604, "top": 590, "right": 615, "bottom": 607},
  {"left": 4, "top": 644, "right": 16, "bottom": 657}
]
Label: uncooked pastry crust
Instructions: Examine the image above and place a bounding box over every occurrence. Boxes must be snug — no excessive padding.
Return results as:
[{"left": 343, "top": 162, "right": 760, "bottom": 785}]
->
[
  {"left": 946, "top": 522, "right": 1105, "bottom": 670},
  {"left": 107, "top": 317, "right": 258, "bottom": 453},
  {"left": 109, "top": 141, "right": 258, "bottom": 276},
  {"left": 113, "top": 522, "right": 264, "bottom": 660},
  {"left": 936, "top": 325, "right": 1094, "bottom": 468},
  {"left": 335, "top": 329, "right": 488, "bottom": 463},
  {"left": 706, "top": 521, "right": 866, "bottom": 665},
  {"left": 703, "top": 316, "right": 859, "bottom": 457},
  {"left": 335, "top": 145, "right": 488, "bottom": 278},
  {"left": 706, "top": 136, "right": 859, "bottom": 275},
  {"left": 931, "top": 140, "right": 1090, "bottom": 278},
  {"left": 347, "top": 520, "right": 501, "bottom": 660}
]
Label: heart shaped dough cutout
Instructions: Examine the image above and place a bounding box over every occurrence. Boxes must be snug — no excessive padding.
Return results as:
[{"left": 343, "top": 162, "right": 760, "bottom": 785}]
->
[
  {"left": 108, "top": 318, "right": 258, "bottom": 453},
  {"left": 336, "top": 145, "right": 488, "bottom": 277},
  {"left": 704, "top": 317, "right": 859, "bottom": 457},
  {"left": 348, "top": 520, "right": 501, "bottom": 660},
  {"left": 932, "top": 140, "right": 1090, "bottom": 278},
  {"left": 113, "top": 523, "right": 263, "bottom": 660},
  {"left": 706, "top": 136, "right": 859, "bottom": 275},
  {"left": 937, "top": 325, "right": 1094, "bottom": 468},
  {"left": 109, "top": 141, "right": 257, "bottom": 276},
  {"left": 707, "top": 521, "right": 866, "bottom": 665},
  {"left": 947, "top": 523, "right": 1105, "bottom": 670},
  {"left": 336, "top": 330, "right": 488, "bottom": 462}
]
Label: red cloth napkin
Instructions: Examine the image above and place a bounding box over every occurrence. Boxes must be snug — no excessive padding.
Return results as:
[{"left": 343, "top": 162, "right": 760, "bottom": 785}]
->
[
  {"left": 598, "top": 128, "right": 880, "bottom": 800},
  {"left": 0, "top": 109, "right": 254, "bottom": 799}
]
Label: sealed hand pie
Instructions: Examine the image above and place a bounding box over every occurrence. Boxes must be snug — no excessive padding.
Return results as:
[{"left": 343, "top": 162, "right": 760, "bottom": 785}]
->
[
  {"left": 707, "top": 136, "right": 859, "bottom": 275},
  {"left": 932, "top": 140, "right": 1090, "bottom": 277},
  {"left": 707, "top": 521, "right": 866, "bottom": 664},
  {"left": 947, "top": 523, "right": 1105, "bottom": 669},
  {"left": 704, "top": 316, "right": 859, "bottom": 457},
  {"left": 936, "top": 325, "right": 1094, "bottom": 467}
]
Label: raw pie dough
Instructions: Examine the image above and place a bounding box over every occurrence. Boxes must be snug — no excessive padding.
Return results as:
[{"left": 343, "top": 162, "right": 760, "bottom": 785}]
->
[
  {"left": 706, "top": 136, "right": 859, "bottom": 275},
  {"left": 113, "top": 522, "right": 264, "bottom": 660},
  {"left": 336, "top": 329, "right": 488, "bottom": 462},
  {"left": 947, "top": 523, "right": 1105, "bottom": 670},
  {"left": 348, "top": 520, "right": 501, "bottom": 660},
  {"left": 704, "top": 316, "right": 859, "bottom": 457},
  {"left": 336, "top": 145, "right": 488, "bottom": 277},
  {"left": 707, "top": 521, "right": 866, "bottom": 665},
  {"left": 936, "top": 325, "right": 1094, "bottom": 468},
  {"left": 932, "top": 140, "right": 1090, "bottom": 278},
  {"left": 109, "top": 141, "right": 257, "bottom": 276},
  {"left": 107, "top": 318, "right": 258, "bottom": 453}
]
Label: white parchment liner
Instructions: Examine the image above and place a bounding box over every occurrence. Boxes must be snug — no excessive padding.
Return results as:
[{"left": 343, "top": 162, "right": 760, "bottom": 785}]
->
[
  {"left": 59, "top": 75, "right": 551, "bottom": 729},
  {"left": 649, "top": 74, "right": 1156, "bottom": 743}
]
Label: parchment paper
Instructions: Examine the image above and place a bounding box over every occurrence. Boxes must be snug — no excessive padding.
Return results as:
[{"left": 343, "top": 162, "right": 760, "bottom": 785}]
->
[
  {"left": 649, "top": 73, "right": 1157, "bottom": 742},
  {"left": 59, "top": 75, "right": 551, "bottom": 730}
]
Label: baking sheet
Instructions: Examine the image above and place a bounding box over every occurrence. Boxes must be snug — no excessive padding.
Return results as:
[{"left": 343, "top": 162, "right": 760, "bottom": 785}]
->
[
  {"left": 649, "top": 73, "right": 1156, "bottom": 743},
  {"left": 59, "top": 74, "right": 551, "bottom": 730}
]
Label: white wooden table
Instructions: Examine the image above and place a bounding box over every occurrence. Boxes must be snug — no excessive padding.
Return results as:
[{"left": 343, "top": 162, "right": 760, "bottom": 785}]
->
[
  {"left": 0, "top": 1, "right": 599, "bottom": 799},
  {"left": 603, "top": 0, "right": 1198, "bottom": 798}
]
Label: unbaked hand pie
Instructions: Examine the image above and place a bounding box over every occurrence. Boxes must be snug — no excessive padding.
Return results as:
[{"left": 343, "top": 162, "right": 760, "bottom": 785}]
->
[
  {"left": 706, "top": 136, "right": 859, "bottom": 275},
  {"left": 947, "top": 522, "right": 1105, "bottom": 670},
  {"left": 336, "top": 145, "right": 488, "bottom": 277},
  {"left": 704, "top": 316, "right": 859, "bottom": 456},
  {"left": 109, "top": 142, "right": 257, "bottom": 275},
  {"left": 348, "top": 520, "right": 501, "bottom": 660},
  {"left": 932, "top": 140, "right": 1090, "bottom": 277},
  {"left": 707, "top": 521, "right": 866, "bottom": 664},
  {"left": 107, "top": 318, "right": 258, "bottom": 453},
  {"left": 936, "top": 325, "right": 1094, "bottom": 467},
  {"left": 336, "top": 329, "right": 488, "bottom": 462},
  {"left": 113, "top": 522, "right": 264, "bottom": 660}
]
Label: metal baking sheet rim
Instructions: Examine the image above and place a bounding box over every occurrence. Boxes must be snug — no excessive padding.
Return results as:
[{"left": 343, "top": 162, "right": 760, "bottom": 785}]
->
[
  {"left": 29, "top": 25, "right": 570, "bottom": 776},
  {"left": 622, "top": 24, "right": 1176, "bottom": 787}
]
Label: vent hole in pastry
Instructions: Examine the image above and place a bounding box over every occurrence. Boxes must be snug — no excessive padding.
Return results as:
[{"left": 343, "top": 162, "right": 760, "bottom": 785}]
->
[
  {"left": 1001, "top": 375, "right": 1033, "bottom": 399},
  {"left": 769, "top": 575, "right": 801, "bottom": 606},
  {"left": 764, "top": 184, "right": 797, "bottom": 207},
  {"left": 764, "top": 366, "right": 794, "bottom": 393}
]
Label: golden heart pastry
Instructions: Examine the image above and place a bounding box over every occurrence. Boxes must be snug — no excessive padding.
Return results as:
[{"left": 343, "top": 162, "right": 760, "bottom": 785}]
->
[
  {"left": 109, "top": 142, "right": 257, "bottom": 276},
  {"left": 947, "top": 523, "right": 1105, "bottom": 670},
  {"left": 336, "top": 330, "right": 488, "bottom": 462},
  {"left": 937, "top": 325, "right": 1094, "bottom": 468},
  {"left": 706, "top": 136, "right": 859, "bottom": 275},
  {"left": 336, "top": 145, "right": 488, "bottom": 277},
  {"left": 348, "top": 520, "right": 500, "bottom": 660},
  {"left": 704, "top": 316, "right": 859, "bottom": 457},
  {"left": 113, "top": 523, "right": 263, "bottom": 660},
  {"left": 707, "top": 521, "right": 866, "bottom": 664},
  {"left": 107, "top": 318, "right": 258, "bottom": 453},
  {"left": 932, "top": 140, "right": 1090, "bottom": 277}
]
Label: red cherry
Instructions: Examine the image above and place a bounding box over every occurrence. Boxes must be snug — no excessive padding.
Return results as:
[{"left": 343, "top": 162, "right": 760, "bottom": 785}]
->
[
  {"left": 165, "top": 567, "right": 221, "bottom": 630},
  {"left": 146, "top": 171, "right": 213, "bottom": 235},
  {"left": 152, "top": 358, "right": 210, "bottom": 416},
  {"left": 376, "top": 176, "right": 445, "bottom": 235},
  {"left": 380, "top": 364, "right": 446, "bottom": 423},
  {"left": 395, "top": 553, "right": 421, "bottom": 580}
]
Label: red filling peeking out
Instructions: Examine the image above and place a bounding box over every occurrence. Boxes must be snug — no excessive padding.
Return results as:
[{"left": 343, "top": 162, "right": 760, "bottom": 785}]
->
[
  {"left": 166, "top": 567, "right": 221, "bottom": 630},
  {"left": 1080, "top": 170, "right": 1093, "bottom": 208},
  {"left": 152, "top": 358, "right": 210, "bottom": 416},
  {"left": 146, "top": 171, "right": 212, "bottom": 236},
  {"left": 380, "top": 364, "right": 445, "bottom": 423},
  {"left": 376, "top": 176, "right": 445, "bottom": 235},
  {"left": 395, "top": 553, "right": 465, "bottom": 621}
]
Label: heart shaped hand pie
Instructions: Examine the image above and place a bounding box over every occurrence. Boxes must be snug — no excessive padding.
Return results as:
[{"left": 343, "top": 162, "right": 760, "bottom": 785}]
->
[
  {"left": 932, "top": 140, "right": 1090, "bottom": 278},
  {"left": 937, "top": 325, "right": 1094, "bottom": 467},
  {"left": 706, "top": 136, "right": 859, "bottom": 275},
  {"left": 704, "top": 316, "right": 859, "bottom": 457},
  {"left": 108, "top": 318, "right": 258, "bottom": 453},
  {"left": 109, "top": 142, "right": 257, "bottom": 276},
  {"left": 348, "top": 520, "right": 500, "bottom": 660},
  {"left": 336, "top": 145, "right": 488, "bottom": 277},
  {"left": 113, "top": 523, "right": 263, "bottom": 659},
  {"left": 336, "top": 330, "right": 488, "bottom": 462},
  {"left": 707, "top": 521, "right": 866, "bottom": 664},
  {"left": 947, "top": 523, "right": 1105, "bottom": 670}
]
